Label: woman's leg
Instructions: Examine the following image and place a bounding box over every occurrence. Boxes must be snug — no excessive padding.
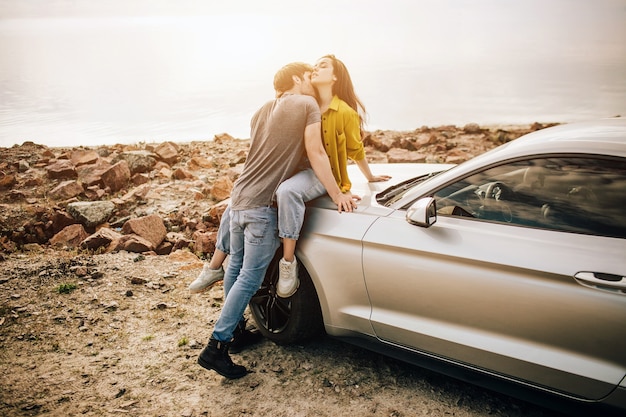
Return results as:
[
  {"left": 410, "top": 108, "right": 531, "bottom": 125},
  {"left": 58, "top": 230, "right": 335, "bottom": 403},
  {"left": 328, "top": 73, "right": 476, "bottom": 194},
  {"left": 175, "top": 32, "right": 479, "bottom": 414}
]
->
[
  {"left": 275, "top": 169, "right": 326, "bottom": 297},
  {"left": 208, "top": 205, "right": 231, "bottom": 268},
  {"left": 275, "top": 168, "right": 326, "bottom": 261}
]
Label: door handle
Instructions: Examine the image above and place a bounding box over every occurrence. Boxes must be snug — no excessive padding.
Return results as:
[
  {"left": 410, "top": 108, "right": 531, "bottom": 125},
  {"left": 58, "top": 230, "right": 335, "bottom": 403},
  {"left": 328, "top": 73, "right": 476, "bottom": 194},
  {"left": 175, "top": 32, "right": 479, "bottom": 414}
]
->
[{"left": 574, "top": 271, "right": 626, "bottom": 294}]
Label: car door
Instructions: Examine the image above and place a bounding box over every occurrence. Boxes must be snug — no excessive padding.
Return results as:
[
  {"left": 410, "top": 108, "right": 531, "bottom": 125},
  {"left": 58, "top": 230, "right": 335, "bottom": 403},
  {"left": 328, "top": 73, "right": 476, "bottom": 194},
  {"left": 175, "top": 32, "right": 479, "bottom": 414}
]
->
[{"left": 362, "top": 156, "right": 626, "bottom": 400}]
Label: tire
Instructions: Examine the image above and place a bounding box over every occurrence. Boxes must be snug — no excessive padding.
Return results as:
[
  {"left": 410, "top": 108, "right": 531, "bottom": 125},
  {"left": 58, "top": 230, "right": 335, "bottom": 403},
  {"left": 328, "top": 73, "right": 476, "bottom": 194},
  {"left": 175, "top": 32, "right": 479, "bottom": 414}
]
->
[{"left": 249, "top": 248, "right": 325, "bottom": 344}]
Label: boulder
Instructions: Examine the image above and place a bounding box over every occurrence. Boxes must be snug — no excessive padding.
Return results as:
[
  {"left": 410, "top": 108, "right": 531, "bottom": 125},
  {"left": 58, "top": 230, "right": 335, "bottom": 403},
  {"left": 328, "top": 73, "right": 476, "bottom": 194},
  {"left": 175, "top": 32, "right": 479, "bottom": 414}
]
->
[
  {"left": 49, "top": 224, "right": 88, "bottom": 248},
  {"left": 101, "top": 160, "right": 131, "bottom": 192},
  {"left": 45, "top": 160, "right": 76, "bottom": 180},
  {"left": 122, "top": 214, "right": 167, "bottom": 248},
  {"left": 80, "top": 227, "right": 123, "bottom": 251},
  {"left": 67, "top": 201, "right": 116, "bottom": 228},
  {"left": 49, "top": 180, "right": 84, "bottom": 200}
]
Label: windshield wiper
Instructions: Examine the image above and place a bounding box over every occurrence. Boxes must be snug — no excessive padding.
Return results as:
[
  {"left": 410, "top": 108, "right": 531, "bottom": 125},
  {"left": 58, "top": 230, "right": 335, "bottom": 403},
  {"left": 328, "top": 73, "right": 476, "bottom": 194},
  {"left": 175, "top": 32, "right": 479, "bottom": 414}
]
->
[{"left": 376, "top": 171, "right": 442, "bottom": 206}]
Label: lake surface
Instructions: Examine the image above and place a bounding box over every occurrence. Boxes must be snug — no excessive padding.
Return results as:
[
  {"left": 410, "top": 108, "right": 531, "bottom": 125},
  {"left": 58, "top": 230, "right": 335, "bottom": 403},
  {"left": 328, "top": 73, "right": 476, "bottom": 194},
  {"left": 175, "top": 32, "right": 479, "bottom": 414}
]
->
[{"left": 1, "top": 0, "right": 625, "bottom": 148}]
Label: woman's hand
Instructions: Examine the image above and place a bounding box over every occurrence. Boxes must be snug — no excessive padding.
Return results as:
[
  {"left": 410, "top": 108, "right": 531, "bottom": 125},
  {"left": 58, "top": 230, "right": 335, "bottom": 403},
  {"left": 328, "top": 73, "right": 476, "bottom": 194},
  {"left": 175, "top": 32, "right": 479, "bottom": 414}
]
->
[{"left": 368, "top": 174, "right": 392, "bottom": 182}]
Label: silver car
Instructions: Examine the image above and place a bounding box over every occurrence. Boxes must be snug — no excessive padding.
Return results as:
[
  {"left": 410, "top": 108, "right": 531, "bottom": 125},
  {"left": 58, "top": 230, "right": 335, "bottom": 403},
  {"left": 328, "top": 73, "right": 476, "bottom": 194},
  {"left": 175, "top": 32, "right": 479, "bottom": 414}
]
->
[{"left": 249, "top": 119, "right": 626, "bottom": 415}]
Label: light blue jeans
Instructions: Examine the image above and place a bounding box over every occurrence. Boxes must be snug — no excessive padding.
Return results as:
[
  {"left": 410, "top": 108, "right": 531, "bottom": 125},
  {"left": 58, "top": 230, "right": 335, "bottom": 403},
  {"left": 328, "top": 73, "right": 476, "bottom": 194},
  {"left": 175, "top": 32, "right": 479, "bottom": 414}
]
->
[
  {"left": 214, "top": 168, "right": 326, "bottom": 250},
  {"left": 275, "top": 168, "right": 326, "bottom": 240},
  {"left": 215, "top": 205, "right": 230, "bottom": 254},
  {"left": 212, "top": 206, "right": 280, "bottom": 342}
]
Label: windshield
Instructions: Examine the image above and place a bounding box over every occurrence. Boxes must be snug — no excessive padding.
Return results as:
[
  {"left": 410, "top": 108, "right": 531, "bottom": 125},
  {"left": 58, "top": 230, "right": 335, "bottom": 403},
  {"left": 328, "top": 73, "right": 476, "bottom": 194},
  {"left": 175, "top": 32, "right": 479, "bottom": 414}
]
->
[{"left": 376, "top": 169, "right": 449, "bottom": 207}]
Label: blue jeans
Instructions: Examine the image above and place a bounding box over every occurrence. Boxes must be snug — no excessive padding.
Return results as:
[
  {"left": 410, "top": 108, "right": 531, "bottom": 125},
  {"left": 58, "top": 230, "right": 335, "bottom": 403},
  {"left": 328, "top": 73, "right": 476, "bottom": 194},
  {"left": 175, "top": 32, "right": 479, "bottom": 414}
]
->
[
  {"left": 275, "top": 168, "right": 326, "bottom": 240},
  {"left": 215, "top": 205, "right": 230, "bottom": 254},
  {"left": 212, "top": 206, "right": 280, "bottom": 342}
]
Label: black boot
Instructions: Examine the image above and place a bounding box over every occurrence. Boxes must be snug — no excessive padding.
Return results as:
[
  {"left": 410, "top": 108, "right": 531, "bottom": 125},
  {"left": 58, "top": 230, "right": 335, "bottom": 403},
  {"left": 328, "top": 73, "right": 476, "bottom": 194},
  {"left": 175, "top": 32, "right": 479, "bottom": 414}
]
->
[
  {"left": 230, "top": 319, "right": 264, "bottom": 354},
  {"left": 197, "top": 338, "right": 247, "bottom": 379}
]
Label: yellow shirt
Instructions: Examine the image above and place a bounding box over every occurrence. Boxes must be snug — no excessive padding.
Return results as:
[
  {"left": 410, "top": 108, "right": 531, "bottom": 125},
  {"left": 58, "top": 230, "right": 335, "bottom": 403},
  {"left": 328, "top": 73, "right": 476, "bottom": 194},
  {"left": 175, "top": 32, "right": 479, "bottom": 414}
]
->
[{"left": 321, "top": 95, "right": 366, "bottom": 192}]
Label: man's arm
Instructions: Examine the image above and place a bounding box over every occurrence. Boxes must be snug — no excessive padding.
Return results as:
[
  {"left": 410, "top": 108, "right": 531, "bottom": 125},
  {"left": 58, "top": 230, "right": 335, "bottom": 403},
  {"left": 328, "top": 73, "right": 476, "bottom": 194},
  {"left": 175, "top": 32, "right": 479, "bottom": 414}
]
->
[{"left": 304, "top": 122, "right": 358, "bottom": 212}]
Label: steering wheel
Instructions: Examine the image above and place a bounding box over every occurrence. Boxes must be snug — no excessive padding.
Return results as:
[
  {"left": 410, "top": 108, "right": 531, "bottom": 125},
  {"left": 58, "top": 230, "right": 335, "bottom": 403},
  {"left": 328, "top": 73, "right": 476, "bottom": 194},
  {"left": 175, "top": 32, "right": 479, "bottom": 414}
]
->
[
  {"left": 482, "top": 181, "right": 514, "bottom": 222},
  {"left": 485, "top": 181, "right": 512, "bottom": 201}
]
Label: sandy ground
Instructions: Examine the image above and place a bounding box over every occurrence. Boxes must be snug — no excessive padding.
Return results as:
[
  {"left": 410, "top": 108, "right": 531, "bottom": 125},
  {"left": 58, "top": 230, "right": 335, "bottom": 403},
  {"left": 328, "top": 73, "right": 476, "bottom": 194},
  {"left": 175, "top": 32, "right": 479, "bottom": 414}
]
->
[
  {"left": 0, "top": 250, "right": 567, "bottom": 417},
  {"left": 1, "top": 124, "right": 581, "bottom": 416}
]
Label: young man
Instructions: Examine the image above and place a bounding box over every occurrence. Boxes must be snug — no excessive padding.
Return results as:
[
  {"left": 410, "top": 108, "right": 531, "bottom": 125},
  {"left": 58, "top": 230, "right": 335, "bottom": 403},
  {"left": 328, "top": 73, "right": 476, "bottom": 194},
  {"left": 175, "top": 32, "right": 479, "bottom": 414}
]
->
[{"left": 197, "top": 62, "right": 357, "bottom": 379}]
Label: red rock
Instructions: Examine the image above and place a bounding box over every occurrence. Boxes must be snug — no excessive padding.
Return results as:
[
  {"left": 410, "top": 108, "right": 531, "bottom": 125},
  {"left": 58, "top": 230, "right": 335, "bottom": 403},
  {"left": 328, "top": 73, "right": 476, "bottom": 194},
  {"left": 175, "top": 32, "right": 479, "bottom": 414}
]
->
[
  {"left": 117, "top": 234, "right": 154, "bottom": 253},
  {"left": 187, "top": 156, "right": 213, "bottom": 170},
  {"left": 49, "top": 180, "right": 84, "bottom": 200},
  {"left": 80, "top": 227, "right": 122, "bottom": 250},
  {"left": 101, "top": 160, "right": 131, "bottom": 192},
  {"left": 70, "top": 149, "right": 99, "bottom": 167},
  {"left": 51, "top": 211, "right": 78, "bottom": 234},
  {"left": 0, "top": 172, "right": 16, "bottom": 189},
  {"left": 77, "top": 159, "right": 112, "bottom": 186},
  {"left": 155, "top": 240, "right": 173, "bottom": 255},
  {"left": 49, "top": 224, "right": 88, "bottom": 248},
  {"left": 210, "top": 176, "right": 233, "bottom": 201},
  {"left": 205, "top": 201, "right": 229, "bottom": 226},
  {"left": 131, "top": 173, "right": 150, "bottom": 186},
  {"left": 45, "top": 160, "right": 77, "bottom": 179},
  {"left": 193, "top": 230, "right": 217, "bottom": 255},
  {"left": 173, "top": 167, "right": 196, "bottom": 180},
  {"left": 121, "top": 214, "right": 167, "bottom": 248},
  {"left": 154, "top": 142, "right": 179, "bottom": 165}
]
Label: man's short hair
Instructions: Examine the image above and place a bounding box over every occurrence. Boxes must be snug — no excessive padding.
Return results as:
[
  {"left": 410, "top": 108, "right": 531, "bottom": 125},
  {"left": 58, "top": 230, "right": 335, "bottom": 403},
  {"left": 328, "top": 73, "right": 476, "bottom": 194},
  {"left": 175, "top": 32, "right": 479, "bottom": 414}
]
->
[{"left": 273, "top": 62, "right": 313, "bottom": 97}]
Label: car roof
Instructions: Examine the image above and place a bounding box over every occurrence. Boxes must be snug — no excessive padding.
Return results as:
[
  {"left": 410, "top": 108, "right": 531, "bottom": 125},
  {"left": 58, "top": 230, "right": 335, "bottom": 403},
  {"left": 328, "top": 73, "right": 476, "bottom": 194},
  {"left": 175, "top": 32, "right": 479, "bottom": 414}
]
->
[{"left": 485, "top": 118, "right": 626, "bottom": 159}]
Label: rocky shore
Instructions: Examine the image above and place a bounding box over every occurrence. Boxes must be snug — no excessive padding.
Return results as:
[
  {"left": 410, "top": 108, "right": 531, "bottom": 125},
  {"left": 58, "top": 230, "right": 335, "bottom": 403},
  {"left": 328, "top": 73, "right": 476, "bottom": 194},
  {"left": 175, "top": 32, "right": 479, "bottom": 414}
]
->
[
  {"left": 0, "top": 123, "right": 565, "bottom": 417},
  {"left": 0, "top": 123, "right": 555, "bottom": 257}
]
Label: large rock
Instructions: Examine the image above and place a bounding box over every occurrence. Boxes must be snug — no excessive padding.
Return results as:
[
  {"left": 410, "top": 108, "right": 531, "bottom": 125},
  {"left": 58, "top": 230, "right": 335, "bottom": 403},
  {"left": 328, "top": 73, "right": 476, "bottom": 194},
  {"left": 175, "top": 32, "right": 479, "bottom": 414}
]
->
[
  {"left": 45, "top": 160, "right": 77, "bottom": 180},
  {"left": 173, "top": 167, "right": 196, "bottom": 180},
  {"left": 76, "top": 159, "right": 112, "bottom": 187},
  {"left": 101, "top": 160, "right": 131, "bottom": 192},
  {"left": 114, "top": 151, "right": 157, "bottom": 175},
  {"left": 67, "top": 201, "right": 116, "bottom": 228},
  {"left": 49, "top": 224, "right": 88, "bottom": 248},
  {"left": 154, "top": 142, "right": 179, "bottom": 165},
  {"left": 117, "top": 234, "right": 154, "bottom": 253},
  {"left": 210, "top": 176, "right": 233, "bottom": 201},
  {"left": 49, "top": 180, "right": 84, "bottom": 200},
  {"left": 0, "top": 172, "right": 17, "bottom": 189},
  {"left": 80, "top": 227, "right": 123, "bottom": 251},
  {"left": 121, "top": 214, "right": 167, "bottom": 248},
  {"left": 70, "top": 149, "right": 99, "bottom": 167},
  {"left": 193, "top": 230, "right": 217, "bottom": 254},
  {"left": 51, "top": 210, "right": 78, "bottom": 234},
  {"left": 187, "top": 156, "right": 213, "bottom": 170}
]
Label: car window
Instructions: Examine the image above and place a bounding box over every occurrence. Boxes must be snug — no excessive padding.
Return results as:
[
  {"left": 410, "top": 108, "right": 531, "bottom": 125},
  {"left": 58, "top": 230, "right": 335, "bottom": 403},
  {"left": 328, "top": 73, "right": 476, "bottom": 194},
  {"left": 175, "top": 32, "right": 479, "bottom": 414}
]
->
[{"left": 433, "top": 157, "right": 626, "bottom": 239}]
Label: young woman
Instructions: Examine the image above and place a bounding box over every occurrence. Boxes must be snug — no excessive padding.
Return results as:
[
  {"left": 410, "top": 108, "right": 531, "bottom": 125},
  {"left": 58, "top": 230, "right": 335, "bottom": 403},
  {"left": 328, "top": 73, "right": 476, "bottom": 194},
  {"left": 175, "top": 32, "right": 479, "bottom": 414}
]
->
[
  {"left": 274, "top": 54, "right": 391, "bottom": 297},
  {"left": 189, "top": 54, "right": 390, "bottom": 299}
]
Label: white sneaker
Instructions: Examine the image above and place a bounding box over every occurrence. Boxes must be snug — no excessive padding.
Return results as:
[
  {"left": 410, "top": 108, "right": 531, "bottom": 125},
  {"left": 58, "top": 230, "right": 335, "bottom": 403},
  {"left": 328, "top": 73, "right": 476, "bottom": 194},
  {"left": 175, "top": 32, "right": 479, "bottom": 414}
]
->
[
  {"left": 276, "top": 257, "right": 299, "bottom": 298},
  {"left": 188, "top": 265, "right": 224, "bottom": 294}
]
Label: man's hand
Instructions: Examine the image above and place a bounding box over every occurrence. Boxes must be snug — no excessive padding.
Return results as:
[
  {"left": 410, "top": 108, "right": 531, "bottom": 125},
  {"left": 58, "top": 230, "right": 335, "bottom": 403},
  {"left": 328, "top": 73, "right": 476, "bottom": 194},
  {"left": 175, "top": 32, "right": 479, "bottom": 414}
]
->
[{"left": 332, "top": 191, "right": 361, "bottom": 213}]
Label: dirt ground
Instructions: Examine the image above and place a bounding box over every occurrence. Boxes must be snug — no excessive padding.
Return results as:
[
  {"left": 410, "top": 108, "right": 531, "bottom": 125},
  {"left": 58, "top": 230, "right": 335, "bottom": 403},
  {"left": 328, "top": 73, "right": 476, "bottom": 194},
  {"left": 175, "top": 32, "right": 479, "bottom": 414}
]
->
[
  {"left": 0, "top": 124, "right": 575, "bottom": 416},
  {"left": 0, "top": 250, "right": 567, "bottom": 417}
]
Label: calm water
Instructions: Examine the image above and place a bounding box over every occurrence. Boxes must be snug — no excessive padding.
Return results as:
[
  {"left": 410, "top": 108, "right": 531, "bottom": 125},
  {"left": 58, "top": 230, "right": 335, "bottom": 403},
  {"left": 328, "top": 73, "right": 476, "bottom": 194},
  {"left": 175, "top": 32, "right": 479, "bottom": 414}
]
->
[{"left": 1, "top": 0, "right": 625, "bottom": 148}]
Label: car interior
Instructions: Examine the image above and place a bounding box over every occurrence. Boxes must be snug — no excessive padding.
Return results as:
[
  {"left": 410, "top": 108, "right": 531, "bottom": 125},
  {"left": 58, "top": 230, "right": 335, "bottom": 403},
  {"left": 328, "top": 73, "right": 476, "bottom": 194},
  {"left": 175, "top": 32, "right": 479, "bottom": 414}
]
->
[{"left": 434, "top": 157, "right": 626, "bottom": 238}]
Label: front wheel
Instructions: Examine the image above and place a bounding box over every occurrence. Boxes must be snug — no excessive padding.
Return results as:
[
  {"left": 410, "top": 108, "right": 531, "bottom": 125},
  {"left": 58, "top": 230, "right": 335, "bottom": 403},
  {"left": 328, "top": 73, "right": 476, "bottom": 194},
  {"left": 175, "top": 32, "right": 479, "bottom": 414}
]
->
[{"left": 249, "top": 249, "right": 325, "bottom": 344}]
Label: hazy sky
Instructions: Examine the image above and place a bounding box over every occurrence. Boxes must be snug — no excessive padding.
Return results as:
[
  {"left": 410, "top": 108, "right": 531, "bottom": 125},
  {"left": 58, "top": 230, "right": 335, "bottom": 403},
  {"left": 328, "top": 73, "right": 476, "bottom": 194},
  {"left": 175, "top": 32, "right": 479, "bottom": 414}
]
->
[{"left": 1, "top": 0, "right": 625, "bottom": 146}]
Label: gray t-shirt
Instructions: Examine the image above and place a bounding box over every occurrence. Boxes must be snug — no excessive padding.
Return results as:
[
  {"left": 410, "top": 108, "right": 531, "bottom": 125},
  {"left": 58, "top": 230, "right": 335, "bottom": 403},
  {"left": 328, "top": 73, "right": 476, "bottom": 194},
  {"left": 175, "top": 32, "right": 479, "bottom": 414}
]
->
[{"left": 230, "top": 94, "right": 321, "bottom": 210}]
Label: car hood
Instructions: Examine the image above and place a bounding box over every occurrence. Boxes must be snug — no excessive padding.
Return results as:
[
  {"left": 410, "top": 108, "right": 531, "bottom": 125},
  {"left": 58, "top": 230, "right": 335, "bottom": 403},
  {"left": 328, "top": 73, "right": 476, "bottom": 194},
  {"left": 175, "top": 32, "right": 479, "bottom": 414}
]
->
[{"left": 309, "top": 163, "right": 455, "bottom": 212}]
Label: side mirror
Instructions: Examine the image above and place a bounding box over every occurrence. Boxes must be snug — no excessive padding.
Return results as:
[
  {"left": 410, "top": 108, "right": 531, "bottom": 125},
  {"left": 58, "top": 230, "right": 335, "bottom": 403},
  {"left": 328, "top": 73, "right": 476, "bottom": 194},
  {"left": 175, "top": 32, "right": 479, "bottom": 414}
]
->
[{"left": 406, "top": 197, "right": 437, "bottom": 227}]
